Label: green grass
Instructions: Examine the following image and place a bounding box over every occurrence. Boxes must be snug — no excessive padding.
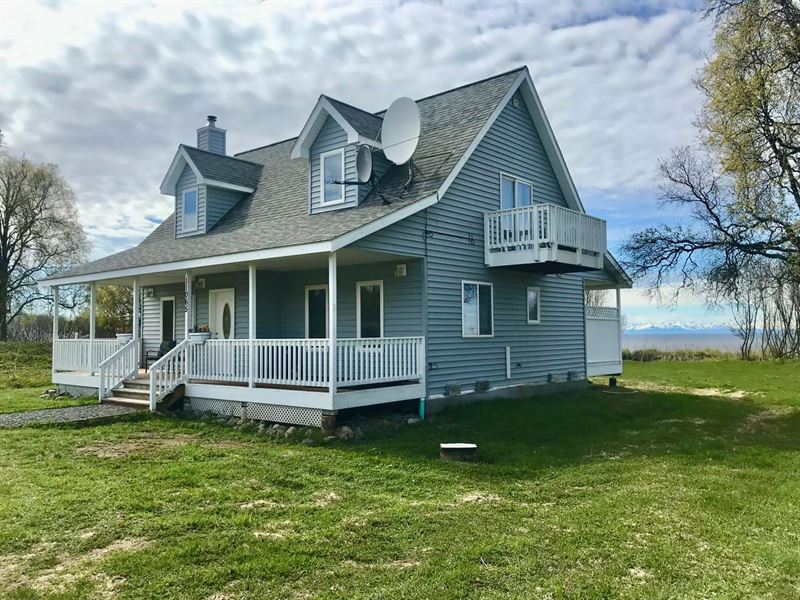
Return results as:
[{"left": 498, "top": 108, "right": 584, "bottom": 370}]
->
[
  {"left": 0, "top": 349, "right": 799, "bottom": 598},
  {"left": 0, "top": 342, "right": 94, "bottom": 413}
]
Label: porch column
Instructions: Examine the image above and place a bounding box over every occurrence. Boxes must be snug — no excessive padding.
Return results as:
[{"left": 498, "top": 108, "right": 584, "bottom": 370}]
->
[
  {"left": 52, "top": 285, "right": 59, "bottom": 342},
  {"left": 328, "top": 252, "right": 337, "bottom": 399},
  {"left": 184, "top": 271, "right": 193, "bottom": 339},
  {"left": 616, "top": 287, "right": 623, "bottom": 361},
  {"left": 132, "top": 279, "right": 140, "bottom": 341},
  {"left": 248, "top": 263, "right": 256, "bottom": 388},
  {"left": 89, "top": 283, "right": 96, "bottom": 373}
]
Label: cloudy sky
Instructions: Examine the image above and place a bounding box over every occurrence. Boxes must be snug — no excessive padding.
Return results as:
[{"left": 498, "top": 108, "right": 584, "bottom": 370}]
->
[{"left": 0, "top": 0, "right": 730, "bottom": 327}]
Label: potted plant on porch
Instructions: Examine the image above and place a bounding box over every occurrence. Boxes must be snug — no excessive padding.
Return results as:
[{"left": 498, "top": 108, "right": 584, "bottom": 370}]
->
[{"left": 189, "top": 325, "right": 212, "bottom": 344}]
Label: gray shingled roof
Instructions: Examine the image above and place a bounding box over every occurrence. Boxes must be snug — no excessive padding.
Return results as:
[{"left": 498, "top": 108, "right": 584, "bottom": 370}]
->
[
  {"left": 182, "top": 145, "right": 262, "bottom": 189},
  {"left": 325, "top": 96, "right": 383, "bottom": 141},
  {"left": 50, "top": 68, "right": 524, "bottom": 280}
]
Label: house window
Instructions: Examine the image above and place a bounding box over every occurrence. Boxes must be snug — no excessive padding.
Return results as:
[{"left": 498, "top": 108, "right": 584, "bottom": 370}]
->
[
  {"left": 357, "top": 280, "right": 383, "bottom": 338},
  {"left": 527, "top": 287, "right": 541, "bottom": 324},
  {"left": 462, "top": 281, "right": 493, "bottom": 337},
  {"left": 500, "top": 174, "right": 533, "bottom": 209},
  {"left": 305, "top": 285, "right": 328, "bottom": 338},
  {"left": 182, "top": 189, "right": 198, "bottom": 232},
  {"left": 320, "top": 148, "right": 344, "bottom": 205}
]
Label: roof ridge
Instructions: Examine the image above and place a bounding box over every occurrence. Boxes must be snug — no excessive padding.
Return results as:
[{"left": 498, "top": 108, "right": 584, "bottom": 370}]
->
[
  {"left": 236, "top": 66, "right": 528, "bottom": 156},
  {"left": 324, "top": 95, "right": 383, "bottom": 120},
  {"left": 181, "top": 144, "right": 262, "bottom": 166}
]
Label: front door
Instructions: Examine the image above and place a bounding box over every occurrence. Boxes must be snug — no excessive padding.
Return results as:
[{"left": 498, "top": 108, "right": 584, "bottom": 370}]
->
[
  {"left": 209, "top": 289, "right": 235, "bottom": 339},
  {"left": 305, "top": 285, "right": 328, "bottom": 338},
  {"left": 160, "top": 297, "right": 175, "bottom": 342}
]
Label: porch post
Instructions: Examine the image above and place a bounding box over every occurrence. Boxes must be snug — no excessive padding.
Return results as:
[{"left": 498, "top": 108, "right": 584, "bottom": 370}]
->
[
  {"left": 132, "top": 279, "right": 140, "bottom": 342},
  {"left": 328, "top": 252, "right": 337, "bottom": 400},
  {"left": 52, "top": 285, "right": 59, "bottom": 344},
  {"left": 184, "top": 271, "right": 193, "bottom": 340},
  {"left": 89, "top": 283, "right": 96, "bottom": 373},
  {"left": 616, "top": 287, "right": 623, "bottom": 363},
  {"left": 248, "top": 263, "right": 256, "bottom": 388}
]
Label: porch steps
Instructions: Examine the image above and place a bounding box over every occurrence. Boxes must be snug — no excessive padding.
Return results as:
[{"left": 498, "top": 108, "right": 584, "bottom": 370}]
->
[{"left": 102, "top": 377, "right": 185, "bottom": 411}]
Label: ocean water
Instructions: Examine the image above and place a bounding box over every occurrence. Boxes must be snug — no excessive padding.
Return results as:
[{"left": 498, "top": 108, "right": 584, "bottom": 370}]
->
[{"left": 623, "top": 332, "right": 742, "bottom": 352}]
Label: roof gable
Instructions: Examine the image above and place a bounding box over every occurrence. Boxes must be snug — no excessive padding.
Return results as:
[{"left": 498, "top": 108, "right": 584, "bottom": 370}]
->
[
  {"left": 290, "top": 96, "right": 382, "bottom": 159},
  {"left": 159, "top": 145, "right": 262, "bottom": 194}
]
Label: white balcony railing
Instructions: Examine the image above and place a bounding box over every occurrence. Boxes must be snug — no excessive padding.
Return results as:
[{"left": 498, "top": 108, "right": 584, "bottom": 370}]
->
[
  {"left": 52, "top": 338, "right": 122, "bottom": 373},
  {"left": 484, "top": 203, "right": 606, "bottom": 268}
]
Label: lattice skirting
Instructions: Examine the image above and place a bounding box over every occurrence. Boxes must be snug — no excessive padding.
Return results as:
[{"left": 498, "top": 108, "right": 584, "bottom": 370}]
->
[{"left": 188, "top": 397, "right": 324, "bottom": 427}]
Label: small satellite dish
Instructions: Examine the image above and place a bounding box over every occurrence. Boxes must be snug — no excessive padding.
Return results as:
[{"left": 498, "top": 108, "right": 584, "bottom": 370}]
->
[
  {"left": 381, "top": 96, "right": 421, "bottom": 165},
  {"left": 356, "top": 145, "right": 373, "bottom": 183}
]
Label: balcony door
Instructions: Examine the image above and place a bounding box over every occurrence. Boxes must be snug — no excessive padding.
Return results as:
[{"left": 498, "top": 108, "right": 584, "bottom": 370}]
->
[
  {"left": 500, "top": 174, "right": 533, "bottom": 246},
  {"left": 209, "top": 288, "right": 235, "bottom": 339}
]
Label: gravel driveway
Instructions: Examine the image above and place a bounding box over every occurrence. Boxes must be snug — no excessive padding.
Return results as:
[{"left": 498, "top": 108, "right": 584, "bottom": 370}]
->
[{"left": 0, "top": 404, "right": 140, "bottom": 427}]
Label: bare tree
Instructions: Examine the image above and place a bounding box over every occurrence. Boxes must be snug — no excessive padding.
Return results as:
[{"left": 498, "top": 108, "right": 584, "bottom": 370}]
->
[{"left": 0, "top": 154, "right": 88, "bottom": 340}]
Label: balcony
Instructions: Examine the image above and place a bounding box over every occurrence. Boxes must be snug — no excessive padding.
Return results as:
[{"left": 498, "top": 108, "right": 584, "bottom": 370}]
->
[{"left": 484, "top": 203, "right": 606, "bottom": 271}]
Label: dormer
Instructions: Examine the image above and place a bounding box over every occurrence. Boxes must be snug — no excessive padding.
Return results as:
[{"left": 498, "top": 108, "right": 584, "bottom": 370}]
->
[
  {"left": 160, "top": 117, "right": 262, "bottom": 238},
  {"left": 290, "top": 96, "right": 384, "bottom": 214}
]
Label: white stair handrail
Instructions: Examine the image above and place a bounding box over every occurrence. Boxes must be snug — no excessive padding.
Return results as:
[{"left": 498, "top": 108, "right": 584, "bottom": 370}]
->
[
  {"left": 149, "top": 339, "right": 189, "bottom": 411},
  {"left": 98, "top": 338, "right": 140, "bottom": 402}
]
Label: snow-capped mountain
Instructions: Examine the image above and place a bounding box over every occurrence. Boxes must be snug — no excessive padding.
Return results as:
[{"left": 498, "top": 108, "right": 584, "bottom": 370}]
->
[{"left": 624, "top": 321, "right": 733, "bottom": 334}]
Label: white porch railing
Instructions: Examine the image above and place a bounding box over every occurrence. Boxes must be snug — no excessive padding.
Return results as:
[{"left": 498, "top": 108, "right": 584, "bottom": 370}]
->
[
  {"left": 485, "top": 203, "right": 606, "bottom": 261},
  {"left": 98, "top": 339, "right": 140, "bottom": 400},
  {"left": 149, "top": 339, "right": 190, "bottom": 410},
  {"left": 53, "top": 339, "right": 121, "bottom": 373},
  {"left": 337, "top": 337, "right": 425, "bottom": 386},
  {"left": 188, "top": 337, "right": 425, "bottom": 389}
]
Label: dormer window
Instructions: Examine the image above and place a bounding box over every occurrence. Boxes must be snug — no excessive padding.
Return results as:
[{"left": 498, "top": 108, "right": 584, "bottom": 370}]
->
[
  {"left": 320, "top": 148, "right": 344, "bottom": 205},
  {"left": 182, "top": 189, "right": 198, "bottom": 232}
]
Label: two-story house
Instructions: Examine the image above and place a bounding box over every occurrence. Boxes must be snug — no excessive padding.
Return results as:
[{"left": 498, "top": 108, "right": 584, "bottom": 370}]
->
[{"left": 43, "top": 66, "right": 631, "bottom": 427}]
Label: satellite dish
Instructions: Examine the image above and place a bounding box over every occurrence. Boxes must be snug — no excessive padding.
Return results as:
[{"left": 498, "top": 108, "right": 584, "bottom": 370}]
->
[
  {"left": 356, "top": 145, "right": 373, "bottom": 183},
  {"left": 381, "top": 96, "right": 421, "bottom": 165}
]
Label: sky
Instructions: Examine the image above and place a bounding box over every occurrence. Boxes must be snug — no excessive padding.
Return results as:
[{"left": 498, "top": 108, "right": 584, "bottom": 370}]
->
[{"left": 0, "top": 0, "right": 732, "bottom": 327}]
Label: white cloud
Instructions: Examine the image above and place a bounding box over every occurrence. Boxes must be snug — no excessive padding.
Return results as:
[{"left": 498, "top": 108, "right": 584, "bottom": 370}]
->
[{"left": 1, "top": 0, "right": 711, "bottom": 261}]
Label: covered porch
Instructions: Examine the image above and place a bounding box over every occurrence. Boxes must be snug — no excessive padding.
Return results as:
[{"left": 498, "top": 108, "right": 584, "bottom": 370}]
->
[{"left": 49, "top": 248, "right": 427, "bottom": 421}]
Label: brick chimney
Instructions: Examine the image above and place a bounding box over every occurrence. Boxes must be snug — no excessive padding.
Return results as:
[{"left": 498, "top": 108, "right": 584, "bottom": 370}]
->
[{"left": 196, "top": 115, "right": 226, "bottom": 155}]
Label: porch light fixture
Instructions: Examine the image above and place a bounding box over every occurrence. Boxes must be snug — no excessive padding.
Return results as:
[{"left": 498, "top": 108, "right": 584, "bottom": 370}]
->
[{"left": 394, "top": 264, "right": 407, "bottom": 278}]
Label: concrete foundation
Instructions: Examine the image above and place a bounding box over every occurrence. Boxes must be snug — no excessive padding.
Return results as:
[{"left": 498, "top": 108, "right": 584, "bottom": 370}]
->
[{"left": 426, "top": 379, "right": 588, "bottom": 414}]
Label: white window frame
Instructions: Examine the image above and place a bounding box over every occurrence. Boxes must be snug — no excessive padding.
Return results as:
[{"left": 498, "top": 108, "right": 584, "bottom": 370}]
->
[
  {"left": 499, "top": 172, "right": 534, "bottom": 209},
  {"left": 304, "top": 284, "right": 329, "bottom": 338},
  {"left": 159, "top": 296, "right": 176, "bottom": 342},
  {"left": 461, "top": 280, "right": 494, "bottom": 338},
  {"left": 526, "top": 286, "right": 541, "bottom": 325},
  {"left": 182, "top": 188, "right": 199, "bottom": 232},
  {"left": 319, "top": 148, "right": 345, "bottom": 206},
  {"left": 356, "top": 280, "right": 384, "bottom": 338}
]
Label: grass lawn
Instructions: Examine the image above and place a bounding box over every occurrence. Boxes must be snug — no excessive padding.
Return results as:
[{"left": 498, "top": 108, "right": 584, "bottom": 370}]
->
[
  {"left": 0, "top": 342, "right": 95, "bottom": 414},
  {"left": 0, "top": 352, "right": 799, "bottom": 599}
]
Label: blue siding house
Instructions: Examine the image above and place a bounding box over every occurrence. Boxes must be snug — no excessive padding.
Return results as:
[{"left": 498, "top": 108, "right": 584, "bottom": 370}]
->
[{"left": 44, "top": 66, "right": 630, "bottom": 427}]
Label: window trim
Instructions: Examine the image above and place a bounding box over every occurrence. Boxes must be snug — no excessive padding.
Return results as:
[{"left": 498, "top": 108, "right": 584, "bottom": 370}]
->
[
  {"left": 304, "top": 284, "right": 329, "bottom": 339},
  {"left": 461, "top": 280, "right": 494, "bottom": 338},
  {"left": 181, "top": 188, "right": 199, "bottom": 232},
  {"left": 319, "top": 148, "right": 346, "bottom": 206},
  {"left": 159, "top": 296, "right": 176, "bottom": 342},
  {"left": 356, "top": 280, "right": 384, "bottom": 338},
  {"left": 499, "top": 172, "right": 534, "bottom": 209},
  {"left": 526, "top": 286, "right": 541, "bottom": 325}
]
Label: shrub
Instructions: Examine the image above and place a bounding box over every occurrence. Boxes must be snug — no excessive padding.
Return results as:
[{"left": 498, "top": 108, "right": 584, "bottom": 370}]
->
[{"left": 622, "top": 347, "right": 739, "bottom": 362}]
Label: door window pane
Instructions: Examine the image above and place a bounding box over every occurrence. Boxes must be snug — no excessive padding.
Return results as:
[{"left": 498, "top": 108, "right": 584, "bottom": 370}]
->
[
  {"left": 222, "top": 303, "right": 232, "bottom": 339},
  {"left": 359, "top": 283, "right": 382, "bottom": 338},
  {"left": 516, "top": 181, "right": 532, "bottom": 207},
  {"left": 500, "top": 176, "right": 515, "bottom": 209},
  {"left": 307, "top": 288, "right": 327, "bottom": 338}
]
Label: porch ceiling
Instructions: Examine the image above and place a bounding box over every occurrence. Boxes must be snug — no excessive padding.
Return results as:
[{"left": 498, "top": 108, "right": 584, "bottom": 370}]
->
[{"left": 65, "top": 248, "right": 419, "bottom": 287}]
